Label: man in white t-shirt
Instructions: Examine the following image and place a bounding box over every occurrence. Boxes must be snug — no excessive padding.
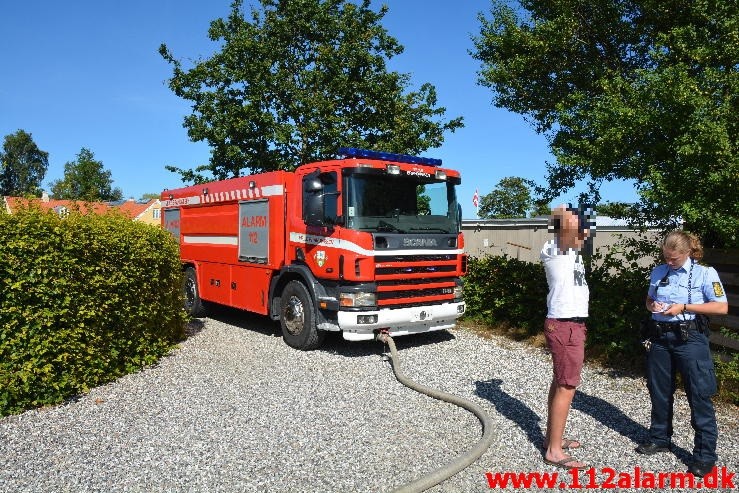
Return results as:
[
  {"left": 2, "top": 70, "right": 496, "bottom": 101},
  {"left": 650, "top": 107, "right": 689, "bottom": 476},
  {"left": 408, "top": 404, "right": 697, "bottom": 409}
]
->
[{"left": 540, "top": 204, "right": 593, "bottom": 470}]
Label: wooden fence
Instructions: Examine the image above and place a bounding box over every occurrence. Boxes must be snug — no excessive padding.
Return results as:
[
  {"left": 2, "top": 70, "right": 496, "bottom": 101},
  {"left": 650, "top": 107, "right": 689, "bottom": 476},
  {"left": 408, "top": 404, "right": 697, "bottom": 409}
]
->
[{"left": 704, "top": 249, "right": 739, "bottom": 351}]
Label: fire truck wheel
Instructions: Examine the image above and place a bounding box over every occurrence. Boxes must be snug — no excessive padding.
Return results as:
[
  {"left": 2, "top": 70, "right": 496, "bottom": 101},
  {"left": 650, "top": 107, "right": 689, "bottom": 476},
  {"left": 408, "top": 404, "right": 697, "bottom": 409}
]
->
[
  {"left": 280, "top": 280, "right": 325, "bottom": 350},
  {"left": 183, "top": 267, "right": 206, "bottom": 317}
]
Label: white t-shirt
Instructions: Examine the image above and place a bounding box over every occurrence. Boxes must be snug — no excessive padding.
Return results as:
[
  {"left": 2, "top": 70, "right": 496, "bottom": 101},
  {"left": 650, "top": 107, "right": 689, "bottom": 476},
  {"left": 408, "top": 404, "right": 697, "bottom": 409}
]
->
[{"left": 540, "top": 239, "right": 589, "bottom": 318}]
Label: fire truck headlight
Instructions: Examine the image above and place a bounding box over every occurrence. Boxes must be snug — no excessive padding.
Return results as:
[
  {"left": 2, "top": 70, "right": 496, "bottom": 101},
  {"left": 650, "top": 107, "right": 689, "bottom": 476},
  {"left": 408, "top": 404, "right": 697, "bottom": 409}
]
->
[
  {"left": 386, "top": 164, "right": 401, "bottom": 175},
  {"left": 435, "top": 170, "right": 447, "bottom": 180},
  {"left": 453, "top": 286, "right": 463, "bottom": 299},
  {"left": 340, "top": 292, "right": 377, "bottom": 307},
  {"left": 357, "top": 314, "right": 378, "bottom": 324}
]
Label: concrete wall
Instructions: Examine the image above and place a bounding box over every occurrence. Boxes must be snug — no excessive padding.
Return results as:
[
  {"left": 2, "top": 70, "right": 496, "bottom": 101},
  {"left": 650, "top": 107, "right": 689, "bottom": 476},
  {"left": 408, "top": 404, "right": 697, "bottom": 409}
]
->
[{"left": 461, "top": 217, "right": 660, "bottom": 264}]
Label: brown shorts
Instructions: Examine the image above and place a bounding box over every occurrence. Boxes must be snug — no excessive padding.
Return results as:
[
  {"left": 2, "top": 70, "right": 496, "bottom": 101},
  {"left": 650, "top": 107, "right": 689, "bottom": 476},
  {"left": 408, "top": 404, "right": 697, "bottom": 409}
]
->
[{"left": 544, "top": 318, "right": 587, "bottom": 387}]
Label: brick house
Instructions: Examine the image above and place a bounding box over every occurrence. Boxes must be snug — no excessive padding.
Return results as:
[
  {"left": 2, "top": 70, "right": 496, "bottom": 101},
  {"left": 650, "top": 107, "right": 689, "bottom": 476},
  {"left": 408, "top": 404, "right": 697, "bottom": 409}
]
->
[{"left": 2, "top": 193, "right": 161, "bottom": 225}]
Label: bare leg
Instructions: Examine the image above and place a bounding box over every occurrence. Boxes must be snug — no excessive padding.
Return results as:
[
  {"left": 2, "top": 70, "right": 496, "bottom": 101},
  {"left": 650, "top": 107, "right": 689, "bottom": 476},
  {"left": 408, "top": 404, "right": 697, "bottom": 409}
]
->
[
  {"left": 544, "top": 380, "right": 585, "bottom": 466},
  {"left": 545, "top": 379, "right": 555, "bottom": 445}
]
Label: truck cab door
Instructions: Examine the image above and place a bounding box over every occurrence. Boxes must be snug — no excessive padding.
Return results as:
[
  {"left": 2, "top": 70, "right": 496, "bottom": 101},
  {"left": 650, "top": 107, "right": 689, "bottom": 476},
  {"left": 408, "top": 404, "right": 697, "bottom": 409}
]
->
[{"left": 303, "top": 170, "right": 339, "bottom": 227}]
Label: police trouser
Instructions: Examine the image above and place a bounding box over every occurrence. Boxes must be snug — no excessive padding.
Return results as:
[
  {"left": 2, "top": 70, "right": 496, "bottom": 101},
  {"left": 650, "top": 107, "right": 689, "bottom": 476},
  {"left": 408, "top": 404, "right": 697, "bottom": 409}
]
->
[{"left": 646, "top": 328, "right": 718, "bottom": 464}]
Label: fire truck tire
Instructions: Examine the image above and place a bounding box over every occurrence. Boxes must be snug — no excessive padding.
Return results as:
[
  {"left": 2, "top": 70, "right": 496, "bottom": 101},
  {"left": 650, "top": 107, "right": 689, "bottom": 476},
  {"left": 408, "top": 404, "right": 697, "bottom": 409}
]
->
[
  {"left": 279, "top": 280, "right": 325, "bottom": 350},
  {"left": 183, "top": 267, "right": 206, "bottom": 317}
]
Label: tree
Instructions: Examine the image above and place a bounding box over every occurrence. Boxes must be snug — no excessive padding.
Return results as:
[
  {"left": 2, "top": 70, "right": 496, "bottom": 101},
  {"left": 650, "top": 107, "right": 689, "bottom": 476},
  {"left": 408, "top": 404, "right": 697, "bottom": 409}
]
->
[
  {"left": 0, "top": 130, "right": 49, "bottom": 197},
  {"left": 139, "top": 193, "right": 161, "bottom": 201},
  {"left": 417, "top": 185, "right": 431, "bottom": 215},
  {"left": 472, "top": 0, "right": 739, "bottom": 246},
  {"left": 478, "top": 176, "right": 536, "bottom": 218},
  {"left": 596, "top": 201, "right": 633, "bottom": 218},
  {"left": 50, "top": 148, "right": 123, "bottom": 202},
  {"left": 159, "top": 0, "right": 463, "bottom": 183},
  {"left": 531, "top": 199, "right": 552, "bottom": 218}
]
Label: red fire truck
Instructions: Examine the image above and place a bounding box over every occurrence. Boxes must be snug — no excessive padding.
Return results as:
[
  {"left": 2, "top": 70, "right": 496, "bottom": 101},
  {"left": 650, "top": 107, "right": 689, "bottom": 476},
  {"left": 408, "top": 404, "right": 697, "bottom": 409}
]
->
[{"left": 161, "top": 148, "right": 467, "bottom": 350}]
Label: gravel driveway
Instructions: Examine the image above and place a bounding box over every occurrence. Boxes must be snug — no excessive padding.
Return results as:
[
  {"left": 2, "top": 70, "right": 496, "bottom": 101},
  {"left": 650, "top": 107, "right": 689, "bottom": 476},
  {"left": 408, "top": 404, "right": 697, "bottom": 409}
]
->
[{"left": 1, "top": 309, "right": 737, "bottom": 492}]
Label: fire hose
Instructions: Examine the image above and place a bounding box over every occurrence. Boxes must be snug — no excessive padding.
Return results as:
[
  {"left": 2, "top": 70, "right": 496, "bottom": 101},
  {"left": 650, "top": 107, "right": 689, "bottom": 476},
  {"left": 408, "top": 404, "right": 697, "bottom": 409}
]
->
[{"left": 378, "top": 333, "right": 496, "bottom": 493}]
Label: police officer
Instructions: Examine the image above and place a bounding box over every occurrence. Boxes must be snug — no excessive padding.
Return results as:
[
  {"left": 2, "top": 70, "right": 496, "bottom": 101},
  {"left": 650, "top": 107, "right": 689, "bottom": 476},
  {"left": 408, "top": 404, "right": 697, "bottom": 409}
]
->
[{"left": 638, "top": 230, "right": 728, "bottom": 478}]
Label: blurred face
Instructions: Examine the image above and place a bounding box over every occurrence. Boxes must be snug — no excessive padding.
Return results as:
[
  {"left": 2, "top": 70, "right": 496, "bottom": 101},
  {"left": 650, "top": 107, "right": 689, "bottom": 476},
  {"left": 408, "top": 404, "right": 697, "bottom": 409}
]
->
[
  {"left": 552, "top": 206, "right": 589, "bottom": 250},
  {"left": 663, "top": 248, "right": 689, "bottom": 269}
]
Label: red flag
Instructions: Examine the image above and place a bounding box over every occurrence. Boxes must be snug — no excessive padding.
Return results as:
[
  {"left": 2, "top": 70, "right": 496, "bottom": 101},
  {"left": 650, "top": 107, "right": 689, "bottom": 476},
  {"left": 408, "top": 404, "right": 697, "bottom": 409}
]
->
[{"left": 472, "top": 189, "right": 479, "bottom": 208}]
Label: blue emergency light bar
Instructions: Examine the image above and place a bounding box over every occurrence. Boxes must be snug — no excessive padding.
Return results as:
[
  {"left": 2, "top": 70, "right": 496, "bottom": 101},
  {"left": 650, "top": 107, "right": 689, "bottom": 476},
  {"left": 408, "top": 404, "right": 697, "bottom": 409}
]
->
[{"left": 338, "top": 147, "right": 442, "bottom": 167}]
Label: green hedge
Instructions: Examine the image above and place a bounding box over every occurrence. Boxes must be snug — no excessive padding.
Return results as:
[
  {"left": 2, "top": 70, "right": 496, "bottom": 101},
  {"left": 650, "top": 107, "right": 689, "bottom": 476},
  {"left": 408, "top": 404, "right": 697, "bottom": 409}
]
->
[
  {"left": 586, "top": 236, "right": 658, "bottom": 359},
  {"left": 0, "top": 207, "right": 187, "bottom": 416},
  {"left": 463, "top": 254, "right": 548, "bottom": 334}
]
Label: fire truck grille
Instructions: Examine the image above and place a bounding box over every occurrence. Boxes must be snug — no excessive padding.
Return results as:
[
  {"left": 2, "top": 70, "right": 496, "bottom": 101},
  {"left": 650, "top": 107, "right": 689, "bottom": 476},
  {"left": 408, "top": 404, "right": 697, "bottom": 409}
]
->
[
  {"left": 374, "top": 254, "right": 459, "bottom": 278},
  {"left": 376, "top": 279, "right": 456, "bottom": 302},
  {"left": 374, "top": 252, "right": 461, "bottom": 307},
  {"left": 375, "top": 265, "right": 456, "bottom": 275},
  {"left": 375, "top": 254, "right": 457, "bottom": 263}
]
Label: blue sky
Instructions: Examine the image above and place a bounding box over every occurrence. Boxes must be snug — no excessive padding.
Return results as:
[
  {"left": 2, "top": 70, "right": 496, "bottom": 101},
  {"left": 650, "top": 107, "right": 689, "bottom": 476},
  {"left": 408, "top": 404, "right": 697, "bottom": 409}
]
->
[{"left": 1, "top": 0, "right": 638, "bottom": 217}]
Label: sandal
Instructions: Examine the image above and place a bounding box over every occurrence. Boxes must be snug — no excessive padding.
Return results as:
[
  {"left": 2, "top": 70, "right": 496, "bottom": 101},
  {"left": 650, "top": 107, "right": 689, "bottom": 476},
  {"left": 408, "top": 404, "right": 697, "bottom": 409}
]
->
[
  {"left": 544, "top": 456, "right": 588, "bottom": 471},
  {"left": 542, "top": 438, "right": 582, "bottom": 450},
  {"left": 562, "top": 438, "right": 582, "bottom": 450}
]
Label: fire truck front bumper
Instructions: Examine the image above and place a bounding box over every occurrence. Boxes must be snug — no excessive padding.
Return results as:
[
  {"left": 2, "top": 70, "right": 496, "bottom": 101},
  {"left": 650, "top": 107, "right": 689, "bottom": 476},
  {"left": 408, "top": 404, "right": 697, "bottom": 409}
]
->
[{"left": 338, "top": 302, "right": 466, "bottom": 341}]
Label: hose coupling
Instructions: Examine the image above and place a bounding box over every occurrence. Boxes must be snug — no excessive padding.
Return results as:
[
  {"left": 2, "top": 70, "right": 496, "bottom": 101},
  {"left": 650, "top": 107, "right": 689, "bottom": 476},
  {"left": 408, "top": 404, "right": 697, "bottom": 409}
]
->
[{"left": 375, "top": 329, "right": 390, "bottom": 343}]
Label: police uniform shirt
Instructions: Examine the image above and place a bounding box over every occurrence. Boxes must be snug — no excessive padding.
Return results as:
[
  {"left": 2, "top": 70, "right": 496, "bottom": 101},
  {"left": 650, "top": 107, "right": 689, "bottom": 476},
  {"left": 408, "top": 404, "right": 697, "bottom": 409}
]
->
[
  {"left": 541, "top": 239, "right": 589, "bottom": 318},
  {"left": 648, "top": 258, "right": 727, "bottom": 322}
]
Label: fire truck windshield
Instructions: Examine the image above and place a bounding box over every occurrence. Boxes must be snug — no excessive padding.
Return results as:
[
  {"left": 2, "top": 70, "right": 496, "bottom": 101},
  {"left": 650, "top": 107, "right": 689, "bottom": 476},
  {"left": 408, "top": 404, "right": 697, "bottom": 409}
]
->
[{"left": 344, "top": 172, "right": 460, "bottom": 234}]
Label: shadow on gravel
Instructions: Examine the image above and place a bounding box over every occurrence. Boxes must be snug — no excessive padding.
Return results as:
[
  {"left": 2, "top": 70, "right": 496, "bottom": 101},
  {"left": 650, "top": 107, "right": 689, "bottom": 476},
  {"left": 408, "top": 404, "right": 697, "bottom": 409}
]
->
[
  {"left": 191, "top": 302, "right": 457, "bottom": 359},
  {"left": 320, "top": 329, "right": 457, "bottom": 358},
  {"left": 184, "top": 318, "right": 206, "bottom": 338},
  {"left": 572, "top": 390, "right": 692, "bottom": 463},
  {"left": 194, "top": 303, "right": 282, "bottom": 338},
  {"left": 473, "top": 379, "right": 692, "bottom": 465},
  {"left": 475, "top": 379, "right": 545, "bottom": 450}
]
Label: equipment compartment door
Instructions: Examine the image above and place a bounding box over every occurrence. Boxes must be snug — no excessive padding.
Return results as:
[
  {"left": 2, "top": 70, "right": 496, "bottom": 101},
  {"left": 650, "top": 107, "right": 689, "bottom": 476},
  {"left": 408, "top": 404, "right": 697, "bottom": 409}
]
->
[
  {"left": 238, "top": 200, "right": 269, "bottom": 264},
  {"left": 163, "top": 208, "right": 181, "bottom": 240}
]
